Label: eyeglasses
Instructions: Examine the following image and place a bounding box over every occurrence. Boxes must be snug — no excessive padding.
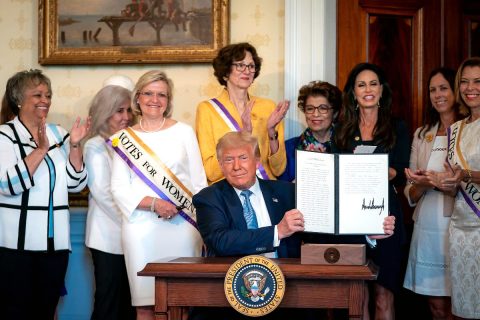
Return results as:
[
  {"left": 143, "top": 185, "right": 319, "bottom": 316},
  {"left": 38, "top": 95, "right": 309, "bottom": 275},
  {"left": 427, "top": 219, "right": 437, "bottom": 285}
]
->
[
  {"left": 304, "top": 104, "right": 332, "bottom": 114},
  {"left": 231, "top": 63, "right": 256, "bottom": 73},
  {"left": 139, "top": 91, "right": 168, "bottom": 100}
]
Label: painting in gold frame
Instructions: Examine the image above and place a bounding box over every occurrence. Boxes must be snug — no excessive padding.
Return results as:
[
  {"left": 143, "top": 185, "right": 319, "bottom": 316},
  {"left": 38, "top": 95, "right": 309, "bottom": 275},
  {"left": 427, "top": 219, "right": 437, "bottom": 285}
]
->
[{"left": 39, "top": 0, "right": 229, "bottom": 65}]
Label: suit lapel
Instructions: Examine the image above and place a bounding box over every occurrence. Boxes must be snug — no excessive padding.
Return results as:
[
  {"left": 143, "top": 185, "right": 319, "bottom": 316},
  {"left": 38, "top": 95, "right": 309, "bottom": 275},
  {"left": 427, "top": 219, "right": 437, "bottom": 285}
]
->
[
  {"left": 420, "top": 123, "right": 438, "bottom": 169},
  {"left": 259, "top": 179, "right": 282, "bottom": 225},
  {"left": 219, "top": 180, "right": 247, "bottom": 230}
]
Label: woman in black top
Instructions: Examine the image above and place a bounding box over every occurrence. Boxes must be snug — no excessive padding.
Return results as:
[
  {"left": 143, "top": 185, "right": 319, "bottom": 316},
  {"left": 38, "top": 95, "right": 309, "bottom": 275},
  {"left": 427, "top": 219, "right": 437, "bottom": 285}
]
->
[{"left": 335, "top": 62, "right": 410, "bottom": 320}]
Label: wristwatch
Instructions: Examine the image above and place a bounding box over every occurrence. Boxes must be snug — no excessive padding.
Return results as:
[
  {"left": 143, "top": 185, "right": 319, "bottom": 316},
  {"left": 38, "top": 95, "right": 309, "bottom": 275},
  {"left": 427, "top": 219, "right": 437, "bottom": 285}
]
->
[{"left": 269, "top": 131, "right": 278, "bottom": 141}]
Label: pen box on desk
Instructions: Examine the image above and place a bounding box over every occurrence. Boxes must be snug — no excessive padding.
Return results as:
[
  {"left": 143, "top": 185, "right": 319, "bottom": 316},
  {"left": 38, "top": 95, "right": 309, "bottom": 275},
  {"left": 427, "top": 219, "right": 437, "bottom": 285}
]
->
[{"left": 301, "top": 243, "right": 366, "bottom": 265}]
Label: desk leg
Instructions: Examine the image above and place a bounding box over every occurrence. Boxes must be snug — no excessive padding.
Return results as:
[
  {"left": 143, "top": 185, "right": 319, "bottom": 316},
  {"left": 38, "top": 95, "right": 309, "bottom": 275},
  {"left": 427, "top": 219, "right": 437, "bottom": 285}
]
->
[
  {"left": 155, "top": 279, "right": 168, "bottom": 320},
  {"left": 169, "top": 307, "right": 188, "bottom": 320},
  {"left": 348, "top": 280, "right": 365, "bottom": 320}
]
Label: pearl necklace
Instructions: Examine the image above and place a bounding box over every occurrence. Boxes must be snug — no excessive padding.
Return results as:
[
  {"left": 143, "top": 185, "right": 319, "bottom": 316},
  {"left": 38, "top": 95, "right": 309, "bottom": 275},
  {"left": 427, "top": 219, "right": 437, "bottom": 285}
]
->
[{"left": 139, "top": 117, "right": 166, "bottom": 133}]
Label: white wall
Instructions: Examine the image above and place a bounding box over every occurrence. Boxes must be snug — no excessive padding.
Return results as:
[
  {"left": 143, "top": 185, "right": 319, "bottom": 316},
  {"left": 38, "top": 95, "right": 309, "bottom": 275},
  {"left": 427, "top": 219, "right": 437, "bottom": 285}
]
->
[{"left": 284, "top": 0, "right": 337, "bottom": 139}]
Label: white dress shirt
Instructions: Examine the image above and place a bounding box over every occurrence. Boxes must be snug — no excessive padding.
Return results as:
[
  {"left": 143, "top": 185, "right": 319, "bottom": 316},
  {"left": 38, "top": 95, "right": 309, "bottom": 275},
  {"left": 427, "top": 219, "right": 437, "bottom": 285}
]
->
[{"left": 233, "top": 178, "right": 279, "bottom": 258}]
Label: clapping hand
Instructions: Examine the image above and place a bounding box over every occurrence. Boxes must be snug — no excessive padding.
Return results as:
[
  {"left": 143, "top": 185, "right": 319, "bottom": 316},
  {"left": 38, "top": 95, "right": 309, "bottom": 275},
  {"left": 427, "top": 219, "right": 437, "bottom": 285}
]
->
[
  {"left": 267, "top": 100, "right": 290, "bottom": 132},
  {"left": 434, "top": 163, "right": 462, "bottom": 194},
  {"left": 37, "top": 117, "right": 49, "bottom": 152},
  {"left": 70, "top": 116, "right": 91, "bottom": 146},
  {"left": 241, "top": 99, "right": 255, "bottom": 133},
  {"left": 405, "top": 168, "right": 436, "bottom": 187}
]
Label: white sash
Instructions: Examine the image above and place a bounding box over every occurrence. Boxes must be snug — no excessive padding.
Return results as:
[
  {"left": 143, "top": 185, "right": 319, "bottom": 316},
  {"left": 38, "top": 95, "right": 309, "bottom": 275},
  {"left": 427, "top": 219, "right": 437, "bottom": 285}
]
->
[
  {"left": 209, "top": 98, "right": 238, "bottom": 131},
  {"left": 208, "top": 98, "right": 270, "bottom": 180},
  {"left": 447, "top": 120, "right": 480, "bottom": 218},
  {"left": 109, "top": 128, "right": 198, "bottom": 228}
]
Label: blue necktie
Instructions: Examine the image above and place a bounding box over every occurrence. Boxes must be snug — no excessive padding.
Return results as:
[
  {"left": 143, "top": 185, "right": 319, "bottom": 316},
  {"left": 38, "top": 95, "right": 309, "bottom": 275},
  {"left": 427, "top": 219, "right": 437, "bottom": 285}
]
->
[{"left": 240, "top": 190, "right": 259, "bottom": 229}]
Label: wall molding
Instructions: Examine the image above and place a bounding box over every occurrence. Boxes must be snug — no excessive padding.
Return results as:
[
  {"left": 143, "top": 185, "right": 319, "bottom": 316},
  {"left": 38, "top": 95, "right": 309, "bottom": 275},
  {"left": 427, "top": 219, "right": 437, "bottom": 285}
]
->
[{"left": 284, "top": 0, "right": 337, "bottom": 139}]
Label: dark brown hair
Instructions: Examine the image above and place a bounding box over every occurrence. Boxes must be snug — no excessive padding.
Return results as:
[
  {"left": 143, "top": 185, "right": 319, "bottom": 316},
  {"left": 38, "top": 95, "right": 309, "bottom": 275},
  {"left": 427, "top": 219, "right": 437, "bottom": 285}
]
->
[
  {"left": 297, "top": 81, "right": 342, "bottom": 121},
  {"left": 335, "top": 62, "right": 395, "bottom": 151},
  {"left": 418, "top": 67, "right": 464, "bottom": 138},
  {"left": 212, "top": 42, "right": 262, "bottom": 86}
]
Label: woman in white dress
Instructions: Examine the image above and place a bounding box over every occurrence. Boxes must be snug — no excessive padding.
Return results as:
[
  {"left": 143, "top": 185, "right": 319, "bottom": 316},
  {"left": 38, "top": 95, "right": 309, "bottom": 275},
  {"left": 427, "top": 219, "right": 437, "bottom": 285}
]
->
[
  {"left": 111, "top": 70, "right": 207, "bottom": 320},
  {"left": 84, "top": 84, "right": 136, "bottom": 320},
  {"left": 403, "top": 67, "right": 463, "bottom": 319},
  {"left": 440, "top": 57, "right": 480, "bottom": 319}
]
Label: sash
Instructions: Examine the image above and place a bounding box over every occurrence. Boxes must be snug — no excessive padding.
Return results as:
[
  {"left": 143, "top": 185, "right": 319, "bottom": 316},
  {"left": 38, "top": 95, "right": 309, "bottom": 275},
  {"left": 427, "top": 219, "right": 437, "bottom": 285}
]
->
[
  {"left": 108, "top": 128, "right": 198, "bottom": 229},
  {"left": 208, "top": 98, "right": 270, "bottom": 180},
  {"left": 447, "top": 120, "right": 480, "bottom": 218}
]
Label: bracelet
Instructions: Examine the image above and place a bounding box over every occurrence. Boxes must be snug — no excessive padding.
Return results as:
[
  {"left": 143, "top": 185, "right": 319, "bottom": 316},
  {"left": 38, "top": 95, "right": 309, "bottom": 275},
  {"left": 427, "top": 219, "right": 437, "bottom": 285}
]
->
[
  {"left": 150, "top": 197, "right": 156, "bottom": 213},
  {"left": 71, "top": 143, "right": 80, "bottom": 148},
  {"left": 269, "top": 131, "right": 278, "bottom": 141},
  {"left": 463, "top": 169, "right": 473, "bottom": 183}
]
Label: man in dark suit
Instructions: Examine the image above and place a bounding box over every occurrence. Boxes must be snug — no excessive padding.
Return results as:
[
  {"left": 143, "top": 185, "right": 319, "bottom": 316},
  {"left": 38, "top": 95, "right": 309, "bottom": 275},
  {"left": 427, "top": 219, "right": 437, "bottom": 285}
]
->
[
  {"left": 191, "top": 131, "right": 396, "bottom": 320},
  {"left": 190, "top": 131, "right": 305, "bottom": 320},
  {"left": 193, "top": 131, "right": 305, "bottom": 259}
]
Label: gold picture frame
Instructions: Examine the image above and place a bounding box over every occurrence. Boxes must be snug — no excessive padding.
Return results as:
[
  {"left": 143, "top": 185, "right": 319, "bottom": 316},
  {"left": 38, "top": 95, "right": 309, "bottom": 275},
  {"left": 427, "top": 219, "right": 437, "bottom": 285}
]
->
[{"left": 39, "top": 0, "right": 229, "bottom": 65}]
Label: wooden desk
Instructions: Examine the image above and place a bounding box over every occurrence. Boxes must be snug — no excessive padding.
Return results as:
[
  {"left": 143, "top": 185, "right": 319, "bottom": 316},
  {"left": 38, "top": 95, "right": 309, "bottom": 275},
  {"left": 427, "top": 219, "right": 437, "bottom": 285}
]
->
[{"left": 139, "top": 257, "right": 378, "bottom": 320}]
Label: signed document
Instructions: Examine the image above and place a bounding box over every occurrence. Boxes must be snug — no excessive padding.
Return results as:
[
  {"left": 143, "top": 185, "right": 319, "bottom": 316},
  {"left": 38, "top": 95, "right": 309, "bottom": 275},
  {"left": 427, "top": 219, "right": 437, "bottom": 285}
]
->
[{"left": 296, "top": 150, "right": 388, "bottom": 235}]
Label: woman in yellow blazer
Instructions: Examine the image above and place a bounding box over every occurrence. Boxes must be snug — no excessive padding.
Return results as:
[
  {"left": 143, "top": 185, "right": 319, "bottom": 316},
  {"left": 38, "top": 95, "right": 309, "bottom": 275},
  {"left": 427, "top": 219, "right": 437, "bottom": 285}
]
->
[{"left": 195, "top": 42, "right": 288, "bottom": 184}]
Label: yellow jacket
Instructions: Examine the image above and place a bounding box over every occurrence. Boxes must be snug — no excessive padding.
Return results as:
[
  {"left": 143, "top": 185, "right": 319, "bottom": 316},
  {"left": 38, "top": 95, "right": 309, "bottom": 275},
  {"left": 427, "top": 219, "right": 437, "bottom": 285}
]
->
[{"left": 195, "top": 89, "right": 286, "bottom": 184}]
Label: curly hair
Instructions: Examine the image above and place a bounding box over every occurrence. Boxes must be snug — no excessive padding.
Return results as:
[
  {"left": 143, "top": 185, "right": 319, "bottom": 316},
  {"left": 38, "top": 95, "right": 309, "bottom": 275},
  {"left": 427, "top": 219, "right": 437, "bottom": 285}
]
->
[
  {"left": 418, "top": 67, "right": 464, "bottom": 139},
  {"left": 297, "top": 81, "right": 342, "bottom": 120},
  {"left": 131, "top": 70, "right": 174, "bottom": 118},
  {"left": 335, "top": 62, "right": 395, "bottom": 151},
  {"left": 212, "top": 42, "right": 262, "bottom": 86}
]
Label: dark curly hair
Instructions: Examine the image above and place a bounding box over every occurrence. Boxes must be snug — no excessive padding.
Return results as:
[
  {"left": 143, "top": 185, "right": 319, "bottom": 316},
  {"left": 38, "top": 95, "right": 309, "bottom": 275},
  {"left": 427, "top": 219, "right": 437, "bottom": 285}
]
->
[
  {"left": 212, "top": 42, "right": 262, "bottom": 86},
  {"left": 297, "top": 81, "right": 342, "bottom": 120}
]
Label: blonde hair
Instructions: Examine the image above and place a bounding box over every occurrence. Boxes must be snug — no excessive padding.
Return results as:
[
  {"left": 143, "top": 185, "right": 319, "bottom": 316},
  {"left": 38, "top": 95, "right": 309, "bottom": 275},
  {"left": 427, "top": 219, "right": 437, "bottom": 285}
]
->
[
  {"left": 455, "top": 57, "right": 480, "bottom": 116},
  {"left": 87, "top": 85, "right": 133, "bottom": 139},
  {"left": 131, "top": 70, "right": 174, "bottom": 118},
  {"left": 216, "top": 131, "right": 260, "bottom": 160}
]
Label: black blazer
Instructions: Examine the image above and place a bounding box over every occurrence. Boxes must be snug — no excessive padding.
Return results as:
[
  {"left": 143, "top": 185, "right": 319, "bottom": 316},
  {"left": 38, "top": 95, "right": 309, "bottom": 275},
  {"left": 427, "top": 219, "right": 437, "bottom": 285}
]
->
[{"left": 193, "top": 178, "right": 301, "bottom": 258}]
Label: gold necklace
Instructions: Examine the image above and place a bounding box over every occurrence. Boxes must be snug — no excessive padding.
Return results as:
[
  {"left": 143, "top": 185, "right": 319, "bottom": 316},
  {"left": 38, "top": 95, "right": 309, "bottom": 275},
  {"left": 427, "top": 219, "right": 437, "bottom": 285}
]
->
[{"left": 139, "top": 117, "right": 166, "bottom": 133}]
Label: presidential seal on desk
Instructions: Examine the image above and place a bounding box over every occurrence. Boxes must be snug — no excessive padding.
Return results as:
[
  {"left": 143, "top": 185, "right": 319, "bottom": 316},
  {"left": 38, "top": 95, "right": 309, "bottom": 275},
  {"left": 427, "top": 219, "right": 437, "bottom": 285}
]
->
[{"left": 224, "top": 255, "right": 285, "bottom": 317}]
